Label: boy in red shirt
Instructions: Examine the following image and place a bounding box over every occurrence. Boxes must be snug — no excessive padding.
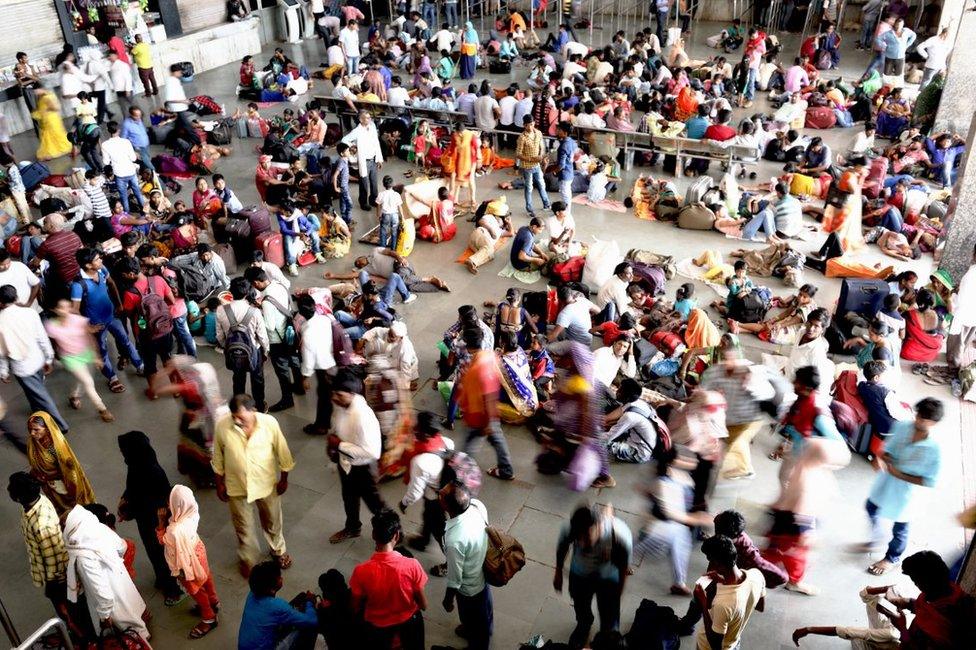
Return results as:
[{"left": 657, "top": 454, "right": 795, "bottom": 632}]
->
[{"left": 118, "top": 256, "right": 175, "bottom": 397}]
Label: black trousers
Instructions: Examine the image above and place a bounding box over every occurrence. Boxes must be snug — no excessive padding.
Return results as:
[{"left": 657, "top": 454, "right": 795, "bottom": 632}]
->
[
  {"left": 339, "top": 463, "right": 386, "bottom": 531},
  {"left": 91, "top": 89, "right": 111, "bottom": 124},
  {"left": 232, "top": 358, "right": 266, "bottom": 410},
  {"left": 136, "top": 513, "right": 181, "bottom": 596},
  {"left": 358, "top": 158, "right": 379, "bottom": 210},
  {"left": 417, "top": 495, "right": 447, "bottom": 550},
  {"left": 314, "top": 368, "right": 334, "bottom": 429},
  {"left": 364, "top": 611, "right": 425, "bottom": 650},
  {"left": 269, "top": 343, "right": 301, "bottom": 406},
  {"left": 456, "top": 587, "right": 493, "bottom": 650}
]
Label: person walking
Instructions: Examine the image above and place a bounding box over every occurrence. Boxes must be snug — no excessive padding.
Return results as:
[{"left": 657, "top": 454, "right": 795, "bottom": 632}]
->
[
  {"left": 441, "top": 480, "right": 493, "bottom": 650},
  {"left": 71, "top": 247, "right": 143, "bottom": 395},
  {"left": 328, "top": 369, "right": 387, "bottom": 543},
  {"left": 44, "top": 298, "right": 114, "bottom": 423},
  {"left": 655, "top": 0, "right": 671, "bottom": 47},
  {"left": 216, "top": 277, "right": 270, "bottom": 413},
  {"left": 118, "top": 257, "right": 175, "bottom": 398},
  {"left": 349, "top": 509, "right": 428, "bottom": 648},
  {"left": 164, "top": 64, "right": 201, "bottom": 145},
  {"left": 212, "top": 394, "right": 295, "bottom": 577},
  {"left": 26, "top": 412, "right": 94, "bottom": 521},
  {"left": 157, "top": 485, "right": 221, "bottom": 639},
  {"left": 297, "top": 294, "right": 337, "bottom": 434},
  {"left": 515, "top": 115, "right": 551, "bottom": 218},
  {"left": 555, "top": 503, "right": 633, "bottom": 649},
  {"left": 401, "top": 412, "right": 454, "bottom": 565},
  {"left": 244, "top": 267, "right": 301, "bottom": 413},
  {"left": 554, "top": 121, "right": 577, "bottom": 215},
  {"left": 117, "top": 431, "right": 184, "bottom": 605},
  {"left": 457, "top": 327, "right": 515, "bottom": 480},
  {"left": 120, "top": 106, "right": 154, "bottom": 173},
  {"left": 694, "top": 535, "right": 766, "bottom": 650},
  {"left": 130, "top": 34, "right": 157, "bottom": 97},
  {"left": 100, "top": 121, "right": 145, "bottom": 213},
  {"left": 0, "top": 285, "right": 70, "bottom": 433},
  {"left": 916, "top": 27, "right": 952, "bottom": 89},
  {"left": 106, "top": 50, "right": 134, "bottom": 116},
  {"left": 862, "top": 397, "right": 943, "bottom": 576},
  {"left": 341, "top": 110, "right": 384, "bottom": 211}
]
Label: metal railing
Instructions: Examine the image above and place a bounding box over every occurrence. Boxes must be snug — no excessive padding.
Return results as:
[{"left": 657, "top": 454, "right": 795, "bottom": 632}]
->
[{"left": 12, "top": 618, "right": 74, "bottom": 650}]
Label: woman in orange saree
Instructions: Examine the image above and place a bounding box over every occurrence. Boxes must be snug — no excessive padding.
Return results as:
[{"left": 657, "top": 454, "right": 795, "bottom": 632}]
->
[
  {"left": 450, "top": 125, "right": 481, "bottom": 207},
  {"left": 674, "top": 85, "right": 699, "bottom": 122}
]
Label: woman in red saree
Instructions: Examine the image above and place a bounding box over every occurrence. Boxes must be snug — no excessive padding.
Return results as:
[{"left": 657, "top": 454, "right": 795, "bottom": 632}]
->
[
  {"left": 191, "top": 176, "right": 223, "bottom": 232},
  {"left": 900, "top": 289, "right": 944, "bottom": 362},
  {"left": 405, "top": 182, "right": 458, "bottom": 243}
]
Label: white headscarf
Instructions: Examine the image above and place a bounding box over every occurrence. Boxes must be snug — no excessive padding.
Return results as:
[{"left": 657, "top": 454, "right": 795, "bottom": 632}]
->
[
  {"left": 63, "top": 505, "right": 126, "bottom": 603},
  {"left": 162, "top": 485, "right": 207, "bottom": 582}
]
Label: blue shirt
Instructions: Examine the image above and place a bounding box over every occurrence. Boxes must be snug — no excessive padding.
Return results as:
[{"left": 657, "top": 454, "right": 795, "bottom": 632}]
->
[
  {"left": 333, "top": 158, "right": 350, "bottom": 189},
  {"left": 120, "top": 117, "right": 150, "bottom": 149},
  {"left": 685, "top": 116, "right": 709, "bottom": 139},
  {"left": 203, "top": 311, "right": 218, "bottom": 344},
  {"left": 238, "top": 593, "right": 318, "bottom": 650},
  {"left": 674, "top": 298, "right": 696, "bottom": 319},
  {"left": 70, "top": 267, "right": 116, "bottom": 326},
  {"left": 510, "top": 226, "right": 536, "bottom": 270},
  {"left": 880, "top": 27, "right": 916, "bottom": 59},
  {"left": 868, "top": 420, "right": 940, "bottom": 521},
  {"left": 557, "top": 136, "right": 577, "bottom": 181}
]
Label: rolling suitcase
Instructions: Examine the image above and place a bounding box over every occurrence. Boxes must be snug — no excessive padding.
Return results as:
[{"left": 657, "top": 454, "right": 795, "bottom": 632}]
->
[
  {"left": 240, "top": 206, "right": 272, "bottom": 239},
  {"left": 255, "top": 232, "right": 285, "bottom": 267},
  {"left": 836, "top": 278, "right": 888, "bottom": 320},
  {"left": 213, "top": 242, "right": 238, "bottom": 274},
  {"left": 19, "top": 161, "right": 51, "bottom": 191}
]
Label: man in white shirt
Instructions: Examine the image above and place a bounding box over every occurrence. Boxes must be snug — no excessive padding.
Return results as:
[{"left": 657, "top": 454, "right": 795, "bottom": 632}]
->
[
  {"left": 474, "top": 92, "right": 501, "bottom": 131},
  {"left": 498, "top": 86, "right": 519, "bottom": 147},
  {"left": 562, "top": 40, "right": 589, "bottom": 61},
  {"left": 386, "top": 76, "right": 410, "bottom": 107},
  {"left": 164, "top": 64, "right": 201, "bottom": 145},
  {"left": 339, "top": 20, "right": 362, "bottom": 74},
  {"left": 0, "top": 249, "right": 40, "bottom": 307},
  {"left": 573, "top": 102, "right": 606, "bottom": 129},
  {"left": 360, "top": 320, "right": 420, "bottom": 385},
  {"left": 245, "top": 268, "right": 299, "bottom": 414},
  {"left": 441, "top": 481, "right": 492, "bottom": 649},
  {"left": 563, "top": 55, "right": 587, "bottom": 81},
  {"left": 948, "top": 245, "right": 976, "bottom": 371},
  {"left": 310, "top": 0, "right": 327, "bottom": 36},
  {"left": 695, "top": 535, "right": 766, "bottom": 650},
  {"left": 216, "top": 277, "right": 271, "bottom": 411},
  {"left": 915, "top": 27, "right": 952, "bottom": 89},
  {"left": 82, "top": 50, "right": 113, "bottom": 124},
  {"left": 399, "top": 412, "right": 454, "bottom": 561},
  {"left": 58, "top": 61, "right": 96, "bottom": 112},
  {"left": 327, "top": 369, "right": 387, "bottom": 543},
  {"left": 296, "top": 294, "right": 336, "bottom": 433},
  {"left": 432, "top": 24, "right": 456, "bottom": 53},
  {"left": 341, "top": 110, "right": 384, "bottom": 211},
  {"left": 106, "top": 50, "right": 134, "bottom": 115},
  {"left": 0, "top": 285, "right": 69, "bottom": 432},
  {"left": 596, "top": 262, "right": 634, "bottom": 322},
  {"left": 514, "top": 88, "right": 534, "bottom": 126},
  {"left": 100, "top": 121, "right": 144, "bottom": 212}
]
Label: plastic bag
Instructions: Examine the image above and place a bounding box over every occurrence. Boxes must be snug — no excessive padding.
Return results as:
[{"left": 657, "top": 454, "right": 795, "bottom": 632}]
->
[
  {"left": 566, "top": 441, "right": 601, "bottom": 492},
  {"left": 582, "top": 238, "right": 620, "bottom": 290}
]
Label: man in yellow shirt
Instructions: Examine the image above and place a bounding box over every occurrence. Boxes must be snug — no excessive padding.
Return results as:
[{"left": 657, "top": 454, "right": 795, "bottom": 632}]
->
[
  {"left": 356, "top": 81, "right": 381, "bottom": 103},
  {"left": 129, "top": 34, "right": 157, "bottom": 97},
  {"left": 212, "top": 394, "right": 296, "bottom": 577}
]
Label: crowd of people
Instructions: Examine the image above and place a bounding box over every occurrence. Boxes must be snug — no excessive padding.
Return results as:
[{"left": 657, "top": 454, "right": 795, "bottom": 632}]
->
[{"left": 0, "top": 0, "right": 974, "bottom": 648}]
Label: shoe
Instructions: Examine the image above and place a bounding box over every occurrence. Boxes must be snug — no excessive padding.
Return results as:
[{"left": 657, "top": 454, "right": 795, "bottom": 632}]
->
[
  {"left": 315, "top": 252, "right": 327, "bottom": 263},
  {"left": 303, "top": 423, "right": 327, "bottom": 435},
  {"left": 785, "top": 581, "right": 820, "bottom": 595},
  {"left": 329, "top": 528, "right": 362, "bottom": 544},
  {"left": 403, "top": 293, "right": 418, "bottom": 304},
  {"left": 724, "top": 472, "right": 756, "bottom": 481},
  {"left": 268, "top": 400, "right": 294, "bottom": 413},
  {"left": 591, "top": 475, "right": 616, "bottom": 488},
  {"left": 287, "top": 264, "right": 299, "bottom": 277}
]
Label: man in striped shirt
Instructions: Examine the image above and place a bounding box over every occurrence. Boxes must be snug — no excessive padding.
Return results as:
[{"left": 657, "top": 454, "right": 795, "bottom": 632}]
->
[
  {"left": 83, "top": 169, "right": 112, "bottom": 219},
  {"left": 515, "top": 115, "right": 551, "bottom": 218}
]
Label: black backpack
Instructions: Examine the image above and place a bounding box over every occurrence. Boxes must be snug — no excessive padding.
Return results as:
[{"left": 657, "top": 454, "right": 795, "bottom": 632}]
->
[
  {"left": 729, "top": 291, "right": 767, "bottom": 324},
  {"left": 626, "top": 599, "right": 681, "bottom": 649},
  {"left": 223, "top": 305, "right": 260, "bottom": 372}
]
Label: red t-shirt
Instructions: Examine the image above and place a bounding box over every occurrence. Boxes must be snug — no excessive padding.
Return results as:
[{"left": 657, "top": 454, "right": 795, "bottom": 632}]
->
[
  {"left": 704, "top": 124, "right": 737, "bottom": 142},
  {"left": 349, "top": 551, "right": 427, "bottom": 628},
  {"left": 36, "top": 231, "right": 83, "bottom": 283},
  {"left": 122, "top": 275, "right": 174, "bottom": 337},
  {"left": 594, "top": 321, "right": 629, "bottom": 345}
]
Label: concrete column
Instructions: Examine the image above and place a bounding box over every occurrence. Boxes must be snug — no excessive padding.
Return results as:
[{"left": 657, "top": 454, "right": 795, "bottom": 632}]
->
[
  {"left": 933, "top": 10, "right": 976, "bottom": 135},
  {"left": 938, "top": 113, "right": 976, "bottom": 283},
  {"left": 937, "top": 0, "right": 968, "bottom": 45}
]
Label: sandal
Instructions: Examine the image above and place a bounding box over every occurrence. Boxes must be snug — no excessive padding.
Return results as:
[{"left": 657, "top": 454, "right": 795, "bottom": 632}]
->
[
  {"left": 486, "top": 467, "right": 515, "bottom": 481},
  {"left": 108, "top": 378, "right": 126, "bottom": 393},
  {"left": 189, "top": 620, "right": 218, "bottom": 639},
  {"left": 99, "top": 410, "right": 115, "bottom": 423},
  {"left": 272, "top": 553, "right": 293, "bottom": 570},
  {"left": 68, "top": 396, "right": 82, "bottom": 410},
  {"left": 867, "top": 560, "right": 895, "bottom": 575}
]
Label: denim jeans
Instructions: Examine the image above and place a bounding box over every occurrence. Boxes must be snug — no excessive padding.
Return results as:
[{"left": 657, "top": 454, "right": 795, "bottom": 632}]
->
[
  {"left": 860, "top": 17, "right": 879, "bottom": 49},
  {"left": 20, "top": 235, "right": 43, "bottom": 264},
  {"left": 445, "top": 2, "right": 458, "bottom": 27},
  {"left": 456, "top": 588, "right": 493, "bottom": 650},
  {"left": 16, "top": 370, "right": 70, "bottom": 432},
  {"left": 335, "top": 310, "right": 367, "bottom": 340},
  {"left": 136, "top": 146, "right": 155, "bottom": 172},
  {"left": 339, "top": 189, "right": 352, "bottom": 223},
  {"left": 378, "top": 212, "right": 400, "bottom": 249},
  {"left": 866, "top": 499, "right": 910, "bottom": 564},
  {"left": 464, "top": 419, "right": 514, "bottom": 478},
  {"left": 379, "top": 272, "right": 410, "bottom": 304},
  {"left": 172, "top": 315, "right": 197, "bottom": 356},
  {"left": 744, "top": 67, "right": 759, "bottom": 100},
  {"left": 115, "top": 174, "right": 145, "bottom": 212},
  {"left": 422, "top": 2, "right": 436, "bottom": 28},
  {"left": 742, "top": 208, "right": 776, "bottom": 240},
  {"left": 522, "top": 166, "right": 551, "bottom": 214},
  {"left": 347, "top": 56, "right": 361, "bottom": 75},
  {"left": 94, "top": 318, "right": 143, "bottom": 381},
  {"left": 656, "top": 10, "right": 669, "bottom": 45},
  {"left": 559, "top": 178, "right": 573, "bottom": 214}
]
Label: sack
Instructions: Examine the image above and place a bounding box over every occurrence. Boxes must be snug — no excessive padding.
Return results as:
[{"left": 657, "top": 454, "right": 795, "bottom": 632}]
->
[
  {"left": 98, "top": 627, "right": 151, "bottom": 650},
  {"left": 139, "top": 277, "right": 174, "bottom": 340},
  {"left": 959, "top": 361, "right": 976, "bottom": 403},
  {"left": 439, "top": 450, "right": 482, "bottom": 496},
  {"left": 830, "top": 399, "right": 861, "bottom": 439},
  {"left": 650, "top": 358, "right": 680, "bottom": 378},
  {"left": 566, "top": 441, "right": 601, "bottom": 491},
  {"left": 208, "top": 121, "right": 233, "bottom": 145},
  {"left": 667, "top": 26, "right": 682, "bottom": 46},
  {"left": 729, "top": 291, "right": 767, "bottom": 323},
  {"left": 626, "top": 599, "right": 681, "bottom": 650},
  {"left": 223, "top": 305, "right": 261, "bottom": 372},
  {"left": 5, "top": 235, "right": 21, "bottom": 257},
  {"left": 626, "top": 250, "right": 676, "bottom": 279},
  {"left": 551, "top": 255, "right": 585, "bottom": 283},
  {"left": 816, "top": 50, "right": 833, "bottom": 70},
  {"left": 582, "top": 238, "right": 621, "bottom": 290},
  {"left": 677, "top": 204, "right": 716, "bottom": 230},
  {"left": 483, "top": 526, "right": 526, "bottom": 586},
  {"left": 247, "top": 118, "right": 268, "bottom": 139},
  {"left": 153, "top": 154, "right": 189, "bottom": 175},
  {"left": 489, "top": 59, "right": 512, "bottom": 74},
  {"left": 804, "top": 106, "right": 837, "bottom": 129},
  {"left": 830, "top": 370, "right": 869, "bottom": 425}
]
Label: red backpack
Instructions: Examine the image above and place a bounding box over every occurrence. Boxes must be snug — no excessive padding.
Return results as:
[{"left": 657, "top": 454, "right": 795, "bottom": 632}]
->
[
  {"left": 830, "top": 370, "right": 868, "bottom": 426},
  {"left": 137, "top": 277, "right": 174, "bottom": 340},
  {"left": 649, "top": 330, "right": 684, "bottom": 358},
  {"left": 551, "top": 256, "right": 585, "bottom": 283}
]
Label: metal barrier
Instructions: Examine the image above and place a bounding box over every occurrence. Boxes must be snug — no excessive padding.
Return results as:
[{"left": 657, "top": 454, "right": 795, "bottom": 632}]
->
[{"left": 12, "top": 618, "right": 74, "bottom": 650}]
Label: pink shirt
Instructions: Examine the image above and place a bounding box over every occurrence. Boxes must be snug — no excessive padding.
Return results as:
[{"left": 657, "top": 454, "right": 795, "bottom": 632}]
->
[
  {"left": 44, "top": 313, "right": 91, "bottom": 356},
  {"left": 784, "top": 66, "right": 809, "bottom": 93}
]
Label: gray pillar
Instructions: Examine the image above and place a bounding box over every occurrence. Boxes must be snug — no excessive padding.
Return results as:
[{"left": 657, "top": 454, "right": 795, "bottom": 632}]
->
[
  {"left": 933, "top": 10, "right": 976, "bottom": 135},
  {"left": 938, "top": 113, "right": 976, "bottom": 283}
]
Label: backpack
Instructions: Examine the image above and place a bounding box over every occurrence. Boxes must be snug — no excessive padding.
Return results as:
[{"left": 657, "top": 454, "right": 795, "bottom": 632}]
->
[
  {"left": 439, "top": 450, "right": 482, "bottom": 496},
  {"left": 223, "top": 304, "right": 261, "bottom": 372},
  {"left": 626, "top": 599, "right": 681, "bottom": 650},
  {"left": 483, "top": 526, "right": 526, "bottom": 587},
  {"left": 139, "top": 277, "right": 174, "bottom": 340},
  {"left": 729, "top": 291, "right": 767, "bottom": 323}
]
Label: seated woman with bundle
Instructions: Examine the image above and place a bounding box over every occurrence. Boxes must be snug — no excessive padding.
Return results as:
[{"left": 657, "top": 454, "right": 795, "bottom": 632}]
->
[{"left": 900, "top": 288, "right": 945, "bottom": 362}]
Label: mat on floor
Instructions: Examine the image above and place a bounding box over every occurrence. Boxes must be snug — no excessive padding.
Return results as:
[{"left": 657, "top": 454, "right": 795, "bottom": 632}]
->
[
  {"left": 498, "top": 262, "right": 542, "bottom": 284},
  {"left": 572, "top": 196, "right": 628, "bottom": 213},
  {"left": 675, "top": 257, "right": 730, "bottom": 299},
  {"left": 455, "top": 238, "right": 509, "bottom": 263}
]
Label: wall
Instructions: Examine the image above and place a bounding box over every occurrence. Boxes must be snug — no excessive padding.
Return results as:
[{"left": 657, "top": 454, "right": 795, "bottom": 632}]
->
[
  {"left": 176, "top": 0, "right": 227, "bottom": 33},
  {"left": 0, "top": 0, "right": 64, "bottom": 65}
]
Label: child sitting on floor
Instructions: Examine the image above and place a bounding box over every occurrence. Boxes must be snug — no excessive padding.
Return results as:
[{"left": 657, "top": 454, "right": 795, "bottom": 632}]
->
[{"left": 674, "top": 283, "right": 697, "bottom": 321}]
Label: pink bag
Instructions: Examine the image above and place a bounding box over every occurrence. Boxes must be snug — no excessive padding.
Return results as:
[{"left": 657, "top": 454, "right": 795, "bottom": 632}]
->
[{"left": 566, "top": 441, "right": 601, "bottom": 492}]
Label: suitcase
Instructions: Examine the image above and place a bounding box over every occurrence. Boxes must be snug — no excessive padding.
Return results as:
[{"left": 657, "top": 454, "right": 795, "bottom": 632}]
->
[
  {"left": 213, "top": 242, "right": 238, "bottom": 274},
  {"left": 836, "top": 278, "right": 888, "bottom": 320},
  {"left": 804, "top": 106, "right": 836, "bottom": 129},
  {"left": 224, "top": 216, "right": 251, "bottom": 239},
  {"left": 207, "top": 121, "right": 232, "bottom": 146},
  {"left": 19, "top": 161, "right": 51, "bottom": 191},
  {"left": 235, "top": 116, "right": 248, "bottom": 139},
  {"left": 240, "top": 206, "right": 272, "bottom": 238},
  {"left": 862, "top": 157, "right": 889, "bottom": 199},
  {"left": 255, "top": 232, "right": 284, "bottom": 267}
]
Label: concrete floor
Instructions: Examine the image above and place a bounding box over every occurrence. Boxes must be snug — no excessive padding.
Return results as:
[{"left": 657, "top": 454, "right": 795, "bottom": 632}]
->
[{"left": 0, "top": 18, "right": 967, "bottom": 650}]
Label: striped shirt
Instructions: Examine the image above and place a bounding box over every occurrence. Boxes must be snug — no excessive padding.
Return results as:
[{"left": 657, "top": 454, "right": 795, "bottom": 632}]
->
[
  {"left": 84, "top": 183, "right": 112, "bottom": 219},
  {"left": 700, "top": 364, "right": 762, "bottom": 425}
]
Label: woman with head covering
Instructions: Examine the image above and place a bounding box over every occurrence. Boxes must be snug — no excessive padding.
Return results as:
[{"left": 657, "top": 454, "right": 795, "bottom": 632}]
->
[
  {"left": 157, "top": 485, "right": 220, "bottom": 638},
  {"left": 27, "top": 412, "right": 95, "bottom": 521},
  {"left": 497, "top": 330, "right": 539, "bottom": 421},
  {"left": 64, "top": 505, "right": 150, "bottom": 641},
  {"left": 459, "top": 22, "right": 479, "bottom": 79},
  {"left": 117, "top": 430, "right": 184, "bottom": 604}
]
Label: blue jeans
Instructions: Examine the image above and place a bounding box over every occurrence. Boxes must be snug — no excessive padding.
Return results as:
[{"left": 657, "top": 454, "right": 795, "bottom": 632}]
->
[
  {"left": 172, "top": 315, "right": 197, "bottom": 357},
  {"left": 864, "top": 52, "right": 885, "bottom": 77},
  {"left": 559, "top": 178, "right": 573, "bottom": 214},
  {"left": 456, "top": 587, "right": 493, "bottom": 650},
  {"left": 380, "top": 272, "right": 410, "bottom": 304},
  {"left": 464, "top": 419, "right": 513, "bottom": 478},
  {"left": 445, "top": 2, "right": 458, "bottom": 27},
  {"left": 656, "top": 10, "right": 669, "bottom": 45},
  {"left": 115, "top": 174, "right": 145, "bottom": 212},
  {"left": 95, "top": 318, "right": 143, "bottom": 380},
  {"left": 744, "top": 67, "right": 758, "bottom": 100},
  {"left": 860, "top": 17, "right": 879, "bottom": 49},
  {"left": 379, "top": 212, "right": 400, "bottom": 249},
  {"left": 939, "top": 149, "right": 958, "bottom": 187},
  {"left": 136, "top": 146, "right": 155, "bottom": 172},
  {"left": 422, "top": 3, "right": 436, "bottom": 28},
  {"left": 742, "top": 208, "right": 776, "bottom": 240},
  {"left": 335, "top": 310, "right": 366, "bottom": 340},
  {"left": 522, "top": 166, "right": 551, "bottom": 214},
  {"left": 16, "top": 370, "right": 69, "bottom": 432},
  {"left": 866, "top": 499, "right": 910, "bottom": 564},
  {"left": 338, "top": 189, "right": 352, "bottom": 224},
  {"left": 21, "top": 234, "right": 43, "bottom": 264},
  {"left": 347, "top": 56, "right": 360, "bottom": 75}
]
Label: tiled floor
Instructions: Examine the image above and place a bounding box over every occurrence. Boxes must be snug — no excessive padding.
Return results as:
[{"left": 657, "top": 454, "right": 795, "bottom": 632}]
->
[{"left": 0, "top": 18, "right": 967, "bottom": 650}]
